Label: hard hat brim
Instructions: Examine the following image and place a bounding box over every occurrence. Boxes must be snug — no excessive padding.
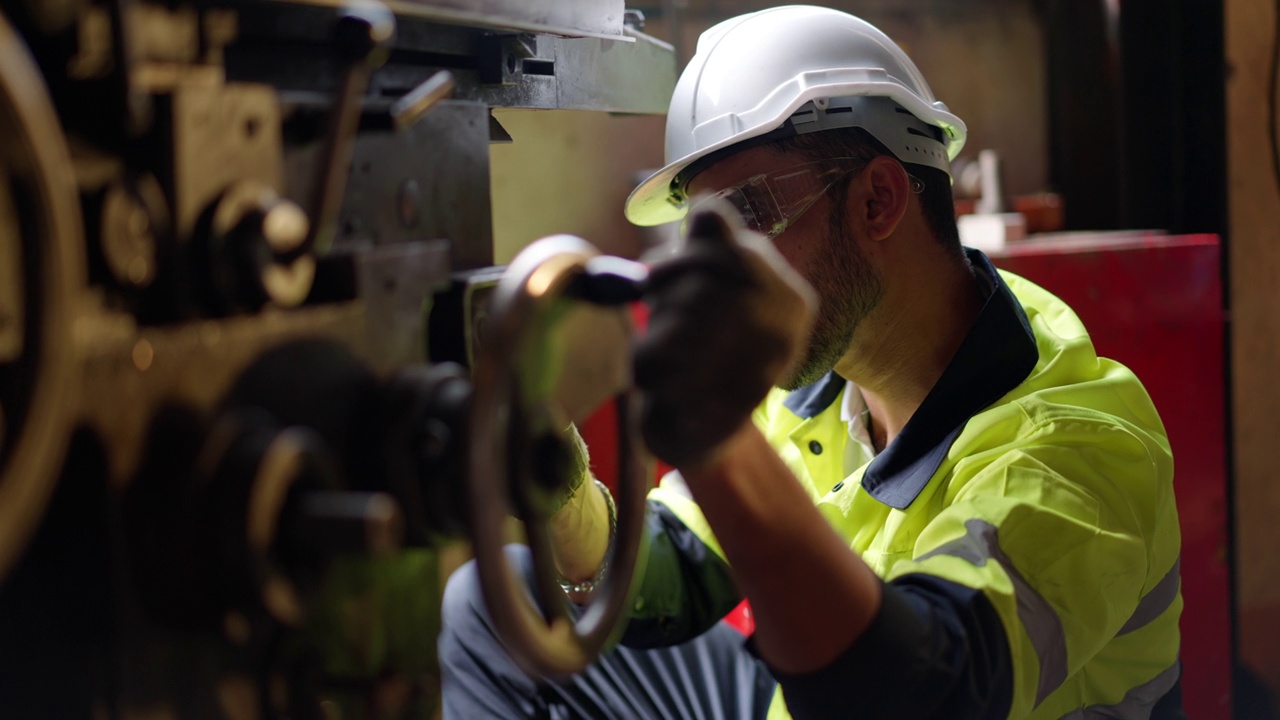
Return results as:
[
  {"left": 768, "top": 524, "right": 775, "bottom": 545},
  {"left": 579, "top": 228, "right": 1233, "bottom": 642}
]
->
[
  {"left": 625, "top": 82, "right": 966, "bottom": 228},
  {"left": 624, "top": 161, "right": 689, "bottom": 228}
]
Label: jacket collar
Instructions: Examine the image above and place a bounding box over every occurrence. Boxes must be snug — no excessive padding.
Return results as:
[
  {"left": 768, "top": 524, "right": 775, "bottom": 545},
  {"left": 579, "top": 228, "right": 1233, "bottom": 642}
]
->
[{"left": 781, "top": 249, "right": 1039, "bottom": 509}]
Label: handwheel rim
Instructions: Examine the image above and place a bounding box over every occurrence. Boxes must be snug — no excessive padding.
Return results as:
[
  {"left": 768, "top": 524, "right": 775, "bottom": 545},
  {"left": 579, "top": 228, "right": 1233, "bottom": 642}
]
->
[
  {"left": 468, "top": 236, "right": 648, "bottom": 677},
  {"left": 0, "top": 11, "right": 86, "bottom": 583}
]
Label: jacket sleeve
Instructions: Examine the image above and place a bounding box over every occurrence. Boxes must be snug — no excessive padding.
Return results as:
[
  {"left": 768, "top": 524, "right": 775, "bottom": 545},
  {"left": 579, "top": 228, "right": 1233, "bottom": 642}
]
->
[
  {"left": 768, "top": 575, "right": 1013, "bottom": 720},
  {"left": 892, "top": 435, "right": 1179, "bottom": 717},
  {"left": 773, "top": 423, "right": 1179, "bottom": 719},
  {"left": 619, "top": 498, "right": 743, "bottom": 648},
  {"left": 768, "top": 409, "right": 1177, "bottom": 717}
]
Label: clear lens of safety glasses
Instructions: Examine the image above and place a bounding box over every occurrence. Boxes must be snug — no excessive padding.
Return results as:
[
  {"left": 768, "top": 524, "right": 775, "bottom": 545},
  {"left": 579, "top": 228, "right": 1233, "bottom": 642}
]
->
[
  {"left": 681, "top": 160, "right": 925, "bottom": 241},
  {"left": 720, "top": 178, "right": 784, "bottom": 235}
]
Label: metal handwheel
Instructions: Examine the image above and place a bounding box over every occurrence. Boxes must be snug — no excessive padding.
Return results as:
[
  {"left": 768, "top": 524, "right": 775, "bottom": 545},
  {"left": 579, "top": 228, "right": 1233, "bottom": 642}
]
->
[
  {"left": 468, "top": 234, "right": 650, "bottom": 677},
  {"left": 0, "top": 11, "right": 86, "bottom": 583}
]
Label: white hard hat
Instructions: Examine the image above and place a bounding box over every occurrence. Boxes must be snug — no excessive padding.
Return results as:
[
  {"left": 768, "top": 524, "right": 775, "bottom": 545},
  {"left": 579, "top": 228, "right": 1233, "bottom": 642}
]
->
[{"left": 625, "top": 5, "right": 967, "bottom": 227}]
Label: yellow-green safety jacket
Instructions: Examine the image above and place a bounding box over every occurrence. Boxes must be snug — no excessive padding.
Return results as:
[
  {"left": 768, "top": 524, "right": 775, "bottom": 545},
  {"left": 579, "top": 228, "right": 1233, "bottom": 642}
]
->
[{"left": 622, "top": 249, "right": 1181, "bottom": 719}]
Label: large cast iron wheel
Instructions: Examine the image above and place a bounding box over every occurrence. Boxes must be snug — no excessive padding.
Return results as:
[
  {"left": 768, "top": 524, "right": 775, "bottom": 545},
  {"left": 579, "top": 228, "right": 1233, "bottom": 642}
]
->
[{"left": 0, "top": 11, "right": 86, "bottom": 582}]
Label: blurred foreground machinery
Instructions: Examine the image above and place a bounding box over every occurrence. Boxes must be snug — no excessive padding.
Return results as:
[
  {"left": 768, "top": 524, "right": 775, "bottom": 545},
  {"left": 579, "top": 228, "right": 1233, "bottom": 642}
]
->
[{"left": 0, "top": 0, "right": 673, "bottom": 716}]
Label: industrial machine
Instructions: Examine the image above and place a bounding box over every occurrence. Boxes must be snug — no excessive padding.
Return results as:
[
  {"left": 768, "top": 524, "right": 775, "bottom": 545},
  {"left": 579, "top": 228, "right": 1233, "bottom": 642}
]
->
[{"left": 0, "top": 0, "right": 674, "bottom": 716}]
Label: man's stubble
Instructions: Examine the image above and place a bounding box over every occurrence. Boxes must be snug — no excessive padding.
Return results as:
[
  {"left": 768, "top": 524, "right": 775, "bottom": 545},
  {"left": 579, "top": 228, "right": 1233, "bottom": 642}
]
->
[{"left": 779, "top": 206, "right": 884, "bottom": 391}]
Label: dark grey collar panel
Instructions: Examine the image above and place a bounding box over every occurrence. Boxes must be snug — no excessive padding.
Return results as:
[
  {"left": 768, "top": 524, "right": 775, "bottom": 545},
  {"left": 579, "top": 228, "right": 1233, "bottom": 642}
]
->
[{"left": 781, "top": 370, "right": 845, "bottom": 419}]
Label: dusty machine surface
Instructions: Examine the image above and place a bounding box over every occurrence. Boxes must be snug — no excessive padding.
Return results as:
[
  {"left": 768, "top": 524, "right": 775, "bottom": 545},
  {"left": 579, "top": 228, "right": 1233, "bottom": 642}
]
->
[{"left": 0, "top": 0, "right": 672, "bottom": 716}]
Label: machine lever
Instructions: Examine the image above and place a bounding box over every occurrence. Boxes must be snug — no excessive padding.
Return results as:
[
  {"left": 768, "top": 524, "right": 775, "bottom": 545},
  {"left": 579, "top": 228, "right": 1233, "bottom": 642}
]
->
[
  {"left": 294, "top": 2, "right": 396, "bottom": 261},
  {"left": 391, "top": 71, "right": 457, "bottom": 131}
]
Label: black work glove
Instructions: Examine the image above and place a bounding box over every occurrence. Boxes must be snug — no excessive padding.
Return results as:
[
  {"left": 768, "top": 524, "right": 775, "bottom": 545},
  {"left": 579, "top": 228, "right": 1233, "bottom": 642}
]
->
[{"left": 634, "top": 200, "right": 816, "bottom": 469}]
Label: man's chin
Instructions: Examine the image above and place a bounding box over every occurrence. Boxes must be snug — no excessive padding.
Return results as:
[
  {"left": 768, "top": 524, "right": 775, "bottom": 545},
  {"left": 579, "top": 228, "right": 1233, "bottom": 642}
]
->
[{"left": 778, "top": 361, "right": 833, "bottom": 392}]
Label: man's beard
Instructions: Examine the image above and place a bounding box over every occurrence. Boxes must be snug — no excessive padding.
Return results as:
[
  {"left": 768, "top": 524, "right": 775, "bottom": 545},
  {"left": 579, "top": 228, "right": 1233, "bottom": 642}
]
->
[{"left": 779, "top": 208, "right": 884, "bottom": 391}]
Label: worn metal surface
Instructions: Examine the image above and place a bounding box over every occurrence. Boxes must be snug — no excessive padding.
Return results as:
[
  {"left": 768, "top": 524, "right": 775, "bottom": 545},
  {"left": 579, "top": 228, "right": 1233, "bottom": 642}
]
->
[
  {"left": 168, "top": 81, "right": 284, "bottom": 243},
  {"left": 227, "top": 4, "right": 675, "bottom": 114},
  {"left": 354, "top": 240, "right": 453, "bottom": 365},
  {"left": 466, "top": 29, "right": 675, "bottom": 114},
  {"left": 298, "top": 100, "right": 496, "bottom": 270},
  {"left": 260, "top": 0, "right": 627, "bottom": 39}
]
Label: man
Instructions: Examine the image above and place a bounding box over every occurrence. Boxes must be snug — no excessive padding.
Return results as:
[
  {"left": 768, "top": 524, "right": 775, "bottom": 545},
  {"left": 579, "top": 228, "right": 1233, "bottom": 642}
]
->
[{"left": 440, "top": 6, "right": 1183, "bottom": 719}]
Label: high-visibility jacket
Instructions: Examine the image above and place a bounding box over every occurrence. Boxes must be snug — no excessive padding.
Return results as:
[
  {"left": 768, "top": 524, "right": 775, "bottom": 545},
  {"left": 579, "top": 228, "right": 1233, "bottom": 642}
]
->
[{"left": 625, "top": 250, "right": 1181, "bottom": 719}]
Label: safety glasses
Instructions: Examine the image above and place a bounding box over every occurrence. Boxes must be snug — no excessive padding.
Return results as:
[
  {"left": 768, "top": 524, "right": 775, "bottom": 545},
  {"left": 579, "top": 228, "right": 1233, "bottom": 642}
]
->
[{"left": 683, "top": 158, "right": 924, "bottom": 240}]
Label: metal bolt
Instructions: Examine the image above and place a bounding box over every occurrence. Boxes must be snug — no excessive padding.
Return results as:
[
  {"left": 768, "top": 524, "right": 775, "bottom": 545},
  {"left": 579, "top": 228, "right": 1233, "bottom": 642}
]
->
[
  {"left": 261, "top": 201, "right": 310, "bottom": 256},
  {"left": 257, "top": 201, "right": 315, "bottom": 308}
]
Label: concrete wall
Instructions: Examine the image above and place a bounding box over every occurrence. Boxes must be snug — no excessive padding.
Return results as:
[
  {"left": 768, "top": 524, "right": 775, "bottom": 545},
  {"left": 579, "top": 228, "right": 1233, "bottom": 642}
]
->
[{"left": 1227, "top": 0, "right": 1280, "bottom": 697}]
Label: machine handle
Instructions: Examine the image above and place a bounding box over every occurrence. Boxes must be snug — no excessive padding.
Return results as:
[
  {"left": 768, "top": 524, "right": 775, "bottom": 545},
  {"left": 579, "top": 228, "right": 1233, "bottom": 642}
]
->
[{"left": 569, "top": 256, "right": 650, "bottom": 306}]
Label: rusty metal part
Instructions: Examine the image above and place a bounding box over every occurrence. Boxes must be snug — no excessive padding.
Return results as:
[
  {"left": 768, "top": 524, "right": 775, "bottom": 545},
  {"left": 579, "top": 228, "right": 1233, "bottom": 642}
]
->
[
  {"left": 0, "top": 11, "right": 86, "bottom": 584},
  {"left": 469, "top": 234, "right": 647, "bottom": 677}
]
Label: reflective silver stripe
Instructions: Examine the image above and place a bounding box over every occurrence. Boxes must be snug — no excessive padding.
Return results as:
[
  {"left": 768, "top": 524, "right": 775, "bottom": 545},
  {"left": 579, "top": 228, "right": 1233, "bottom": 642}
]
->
[
  {"left": 1057, "top": 661, "right": 1181, "bottom": 720},
  {"left": 918, "top": 518, "right": 1068, "bottom": 705},
  {"left": 1116, "top": 557, "right": 1180, "bottom": 636}
]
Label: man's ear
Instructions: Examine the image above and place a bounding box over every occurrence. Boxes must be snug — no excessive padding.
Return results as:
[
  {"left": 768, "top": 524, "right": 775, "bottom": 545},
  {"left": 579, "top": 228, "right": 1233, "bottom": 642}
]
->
[{"left": 858, "top": 156, "right": 911, "bottom": 242}]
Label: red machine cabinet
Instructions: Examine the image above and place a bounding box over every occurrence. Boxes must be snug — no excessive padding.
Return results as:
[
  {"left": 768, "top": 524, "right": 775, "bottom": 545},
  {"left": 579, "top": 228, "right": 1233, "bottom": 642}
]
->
[{"left": 992, "top": 232, "right": 1232, "bottom": 719}]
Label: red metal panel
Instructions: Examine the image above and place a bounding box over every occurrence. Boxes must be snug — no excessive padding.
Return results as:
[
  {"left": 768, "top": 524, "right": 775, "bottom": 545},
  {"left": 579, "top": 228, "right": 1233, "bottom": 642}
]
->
[{"left": 993, "top": 233, "right": 1232, "bottom": 719}]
